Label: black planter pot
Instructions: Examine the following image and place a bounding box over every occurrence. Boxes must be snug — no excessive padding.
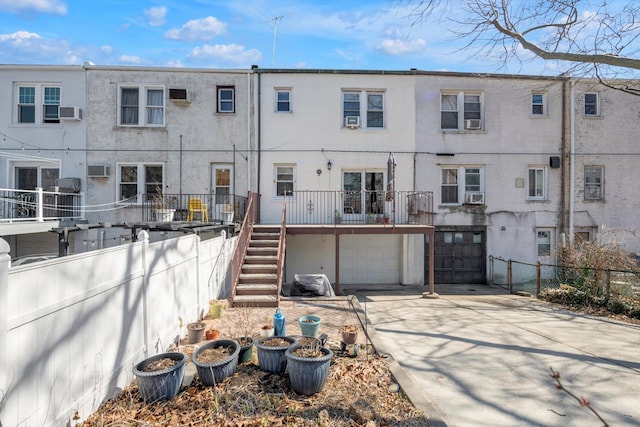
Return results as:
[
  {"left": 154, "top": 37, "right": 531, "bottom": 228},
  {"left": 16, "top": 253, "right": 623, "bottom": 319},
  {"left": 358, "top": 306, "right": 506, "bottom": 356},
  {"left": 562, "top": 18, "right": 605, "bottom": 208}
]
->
[
  {"left": 192, "top": 339, "right": 240, "bottom": 386},
  {"left": 133, "top": 352, "right": 186, "bottom": 403},
  {"left": 255, "top": 336, "right": 297, "bottom": 373},
  {"left": 285, "top": 345, "right": 333, "bottom": 396},
  {"left": 236, "top": 336, "right": 255, "bottom": 364}
]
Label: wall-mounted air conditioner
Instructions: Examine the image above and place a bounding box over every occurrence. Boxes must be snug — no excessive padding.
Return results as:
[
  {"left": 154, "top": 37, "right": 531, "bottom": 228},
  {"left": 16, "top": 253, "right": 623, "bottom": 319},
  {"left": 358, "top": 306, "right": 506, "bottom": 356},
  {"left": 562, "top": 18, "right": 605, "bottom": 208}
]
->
[
  {"left": 59, "top": 106, "right": 82, "bottom": 120},
  {"left": 464, "top": 119, "right": 482, "bottom": 130},
  {"left": 169, "top": 88, "right": 190, "bottom": 104},
  {"left": 344, "top": 116, "right": 360, "bottom": 129},
  {"left": 87, "top": 164, "right": 110, "bottom": 178},
  {"left": 464, "top": 192, "right": 485, "bottom": 204}
]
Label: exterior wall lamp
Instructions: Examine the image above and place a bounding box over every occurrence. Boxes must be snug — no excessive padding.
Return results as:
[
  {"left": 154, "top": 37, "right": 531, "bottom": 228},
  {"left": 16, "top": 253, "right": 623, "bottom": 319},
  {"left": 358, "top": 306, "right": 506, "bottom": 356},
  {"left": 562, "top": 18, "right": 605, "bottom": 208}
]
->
[{"left": 327, "top": 160, "right": 332, "bottom": 170}]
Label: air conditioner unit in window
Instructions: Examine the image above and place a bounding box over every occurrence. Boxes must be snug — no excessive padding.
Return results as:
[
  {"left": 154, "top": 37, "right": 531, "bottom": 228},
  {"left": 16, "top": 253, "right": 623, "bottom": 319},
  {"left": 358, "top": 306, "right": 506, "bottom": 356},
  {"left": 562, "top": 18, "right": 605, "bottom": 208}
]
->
[
  {"left": 464, "top": 119, "right": 482, "bottom": 130},
  {"left": 87, "top": 165, "right": 110, "bottom": 178},
  {"left": 169, "top": 88, "right": 190, "bottom": 104},
  {"left": 344, "top": 116, "right": 360, "bottom": 129},
  {"left": 464, "top": 192, "right": 485, "bottom": 204},
  {"left": 59, "top": 106, "right": 82, "bottom": 120}
]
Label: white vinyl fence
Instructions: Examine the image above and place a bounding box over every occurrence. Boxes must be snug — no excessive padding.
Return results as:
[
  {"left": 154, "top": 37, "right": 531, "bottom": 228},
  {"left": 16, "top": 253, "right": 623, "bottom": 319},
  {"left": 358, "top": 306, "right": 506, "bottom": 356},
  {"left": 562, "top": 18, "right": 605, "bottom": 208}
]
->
[{"left": 0, "top": 230, "right": 236, "bottom": 427}]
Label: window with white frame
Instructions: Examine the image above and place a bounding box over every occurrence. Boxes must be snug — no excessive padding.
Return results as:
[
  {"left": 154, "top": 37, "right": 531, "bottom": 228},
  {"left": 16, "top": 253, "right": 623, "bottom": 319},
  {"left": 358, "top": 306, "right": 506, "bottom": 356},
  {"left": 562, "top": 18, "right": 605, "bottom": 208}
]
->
[
  {"left": 528, "top": 167, "right": 546, "bottom": 199},
  {"left": 584, "top": 93, "right": 599, "bottom": 116},
  {"left": 275, "top": 88, "right": 291, "bottom": 112},
  {"left": 584, "top": 165, "right": 603, "bottom": 200},
  {"left": 16, "top": 84, "right": 61, "bottom": 124},
  {"left": 118, "top": 85, "right": 165, "bottom": 126},
  {"left": 537, "top": 229, "right": 552, "bottom": 256},
  {"left": 342, "top": 90, "right": 385, "bottom": 128},
  {"left": 441, "top": 91, "right": 483, "bottom": 130},
  {"left": 117, "top": 163, "right": 164, "bottom": 204},
  {"left": 275, "top": 165, "right": 295, "bottom": 197},
  {"left": 532, "top": 93, "right": 545, "bottom": 115},
  {"left": 217, "top": 86, "right": 235, "bottom": 113},
  {"left": 440, "top": 166, "right": 484, "bottom": 204}
]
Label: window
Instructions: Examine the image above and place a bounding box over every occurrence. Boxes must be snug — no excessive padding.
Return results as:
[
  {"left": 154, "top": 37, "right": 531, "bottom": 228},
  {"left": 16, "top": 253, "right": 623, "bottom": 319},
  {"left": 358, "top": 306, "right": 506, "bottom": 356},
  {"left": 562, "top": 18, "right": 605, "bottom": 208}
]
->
[
  {"left": 14, "top": 164, "right": 60, "bottom": 189},
  {"left": 342, "top": 90, "right": 384, "bottom": 128},
  {"left": 118, "top": 85, "right": 165, "bottom": 126},
  {"left": 275, "top": 89, "right": 291, "bottom": 112},
  {"left": 584, "top": 165, "right": 603, "bottom": 200},
  {"left": 117, "top": 163, "right": 164, "bottom": 204},
  {"left": 16, "top": 84, "right": 61, "bottom": 124},
  {"left": 275, "top": 165, "right": 295, "bottom": 197},
  {"left": 532, "top": 93, "right": 545, "bottom": 115},
  {"left": 218, "top": 86, "right": 235, "bottom": 113},
  {"left": 441, "top": 166, "right": 484, "bottom": 204},
  {"left": 584, "top": 93, "right": 598, "bottom": 116},
  {"left": 537, "top": 230, "right": 551, "bottom": 256},
  {"left": 528, "top": 167, "right": 546, "bottom": 199},
  {"left": 441, "top": 91, "right": 483, "bottom": 130}
]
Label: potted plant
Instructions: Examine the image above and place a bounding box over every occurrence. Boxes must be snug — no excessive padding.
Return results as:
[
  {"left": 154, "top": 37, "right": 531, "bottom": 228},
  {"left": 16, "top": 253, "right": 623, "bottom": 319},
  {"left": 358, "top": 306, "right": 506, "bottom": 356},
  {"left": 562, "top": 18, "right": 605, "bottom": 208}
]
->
[
  {"left": 255, "top": 336, "right": 297, "bottom": 373},
  {"left": 221, "top": 306, "right": 256, "bottom": 364},
  {"left": 298, "top": 315, "right": 321, "bottom": 338},
  {"left": 334, "top": 210, "right": 342, "bottom": 224},
  {"left": 208, "top": 299, "right": 226, "bottom": 319},
  {"left": 221, "top": 204, "right": 235, "bottom": 224},
  {"left": 285, "top": 338, "right": 333, "bottom": 395},
  {"left": 191, "top": 339, "right": 240, "bottom": 386},
  {"left": 339, "top": 324, "right": 359, "bottom": 345},
  {"left": 260, "top": 317, "right": 275, "bottom": 337},
  {"left": 187, "top": 321, "right": 206, "bottom": 344},
  {"left": 152, "top": 184, "right": 175, "bottom": 222},
  {"left": 205, "top": 327, "right": 219, "bottom": 340},
  {"left": 132, "top": 352, "right": 187, "bottom": 403}
]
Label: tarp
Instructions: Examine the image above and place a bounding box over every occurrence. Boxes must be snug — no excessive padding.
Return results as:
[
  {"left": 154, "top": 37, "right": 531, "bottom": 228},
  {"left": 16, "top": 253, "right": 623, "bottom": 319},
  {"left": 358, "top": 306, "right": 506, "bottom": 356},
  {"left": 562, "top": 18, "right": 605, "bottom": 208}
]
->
[{"left": 290, "top": 274, "right": 336, "bottom": 297}]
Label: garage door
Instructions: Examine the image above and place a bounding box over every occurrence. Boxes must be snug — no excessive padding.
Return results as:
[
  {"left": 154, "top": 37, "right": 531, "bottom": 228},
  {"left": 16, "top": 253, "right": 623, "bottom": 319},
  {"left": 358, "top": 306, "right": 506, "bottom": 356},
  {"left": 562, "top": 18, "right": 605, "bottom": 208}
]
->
[
  {"left": 427, "top": 227, "right": 486, "bottom": 284},
  {"left": 341, "top": 235, "right": 401, "bottom": 284}
]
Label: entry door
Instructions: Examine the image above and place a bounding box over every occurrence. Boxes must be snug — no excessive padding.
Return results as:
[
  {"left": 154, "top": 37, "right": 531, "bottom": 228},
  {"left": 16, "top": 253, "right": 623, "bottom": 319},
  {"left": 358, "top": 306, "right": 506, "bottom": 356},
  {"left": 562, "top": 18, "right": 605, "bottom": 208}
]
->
[
  {"left": 212, "top": 164, "right": 233, "bottom": 208},
  {"left": 342, "top": 171, "right": 384, "bottom": 221}
]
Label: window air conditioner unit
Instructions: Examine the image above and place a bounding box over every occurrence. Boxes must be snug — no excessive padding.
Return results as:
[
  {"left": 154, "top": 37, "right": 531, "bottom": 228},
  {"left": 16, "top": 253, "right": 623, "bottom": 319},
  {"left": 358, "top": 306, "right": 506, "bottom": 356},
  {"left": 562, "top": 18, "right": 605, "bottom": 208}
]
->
[
  {"left": 344, "top": 116, "right": 360, "bottom": 129},
  {"left": 169, "top": 88, "right": 190, "bottom": 104},
  {"left": 87, "top": 165, "right": 111, "bottom": 178},
  {"left": 465, "top": 192, "right": 485, "bottom": 204},
  {"left": 59, "top": 106, "right": 82, "bottom": 120},
  {"left": 464, "top": 119, "right": 482, "bottom": 130}
]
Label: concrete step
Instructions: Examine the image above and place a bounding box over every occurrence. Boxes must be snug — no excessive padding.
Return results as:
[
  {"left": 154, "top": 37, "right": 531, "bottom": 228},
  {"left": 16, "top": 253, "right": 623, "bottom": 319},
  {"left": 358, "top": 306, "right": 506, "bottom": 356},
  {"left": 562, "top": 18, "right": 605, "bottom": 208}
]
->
[
  {"left": 233, "top": 294, "right": 279, "bottom": 307},
  {"left": 244, "top": 255, "right": 278, "bottom": 264},
  {"left": 239, "top": 273, "right": 278, "bottom": 284},
  {"left": 236, "top": 283, "right": 279, "bottom": 295}
]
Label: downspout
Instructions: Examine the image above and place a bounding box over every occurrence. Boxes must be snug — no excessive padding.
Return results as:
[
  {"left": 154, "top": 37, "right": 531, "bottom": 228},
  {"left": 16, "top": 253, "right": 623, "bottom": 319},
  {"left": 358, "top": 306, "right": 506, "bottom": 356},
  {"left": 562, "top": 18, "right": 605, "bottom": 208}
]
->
[
  {"left": 246, "top": 72, "right": 251, "bottom": 193},
  {"left": 256, "top": 68, "right": 262, "bottom": 195},
  {"left": 560, "top": 81, "right": 567, "bottom": 247},
  {"left": 569, "top": 80, "right": 576, "bottom": 246}
]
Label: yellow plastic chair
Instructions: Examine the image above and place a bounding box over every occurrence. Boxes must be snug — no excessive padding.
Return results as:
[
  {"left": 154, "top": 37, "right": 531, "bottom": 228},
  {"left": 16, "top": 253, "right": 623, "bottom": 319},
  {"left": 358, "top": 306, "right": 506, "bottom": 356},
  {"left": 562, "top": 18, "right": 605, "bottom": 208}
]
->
[{"left": 187, "top": 198, "right": 209, "bottom": 222}]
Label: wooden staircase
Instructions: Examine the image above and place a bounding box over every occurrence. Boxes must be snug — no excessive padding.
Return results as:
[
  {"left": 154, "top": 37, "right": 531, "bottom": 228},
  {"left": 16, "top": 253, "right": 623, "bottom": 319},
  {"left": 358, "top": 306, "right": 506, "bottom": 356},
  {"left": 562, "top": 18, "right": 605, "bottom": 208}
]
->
[{"left": 233, "top": 225, "right": 283, "bottom": 307}]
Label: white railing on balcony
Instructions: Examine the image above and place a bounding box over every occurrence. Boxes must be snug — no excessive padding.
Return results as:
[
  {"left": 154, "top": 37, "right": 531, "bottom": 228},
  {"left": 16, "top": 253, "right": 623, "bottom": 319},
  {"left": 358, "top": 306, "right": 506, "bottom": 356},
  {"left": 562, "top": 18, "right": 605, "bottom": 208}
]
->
[
  {"left": 0, "top": 187, "right": 84, "bottom": 223},
  {"left": 286, "top": 190, "right": 433, "bottom": 225}
]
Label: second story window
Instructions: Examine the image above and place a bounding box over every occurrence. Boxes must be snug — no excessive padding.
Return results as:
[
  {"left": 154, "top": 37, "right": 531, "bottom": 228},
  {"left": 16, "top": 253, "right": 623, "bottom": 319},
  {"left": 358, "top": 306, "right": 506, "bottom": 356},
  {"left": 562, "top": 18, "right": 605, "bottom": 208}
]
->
[
  {"left": 342, "top": 90, "right": 385, "bottom": 129},
  {"left": 276, "top": 89, "right": 291, "bottom": 112},
  {"left": 532, "top": 93, "right": 545, "bottom": 115},
  {"left": 441, "top": 91, "right": 483, "bottom": 131},
  {"left": 18, "top": 86, "right": 36, "bottom": 123},
  {"left": 441, "top": 166, "right": 484, "bottom": 205},
  {"left": 275, "top": 165, "right": 295, "bottom": 197},
  {"left": 528, "top": 167, "right": 546, "bottom": 200},
  {"left": 584, "top": 165, "right": 603, "bottom": 200},
  {"left": 119, "top": 85, "right": 165, "bottom": 127},
  {"left": 584, "top": 93, "right": 599, "bottom": 116},
  {"left": 218, "top": 86, "right": 235, "bottom": 113},
  {"left": 16, "top": 84, "right": 61, "bottom": 125},
  {"left": 118, "top": 163, "right": 164, "bottom": 204}
]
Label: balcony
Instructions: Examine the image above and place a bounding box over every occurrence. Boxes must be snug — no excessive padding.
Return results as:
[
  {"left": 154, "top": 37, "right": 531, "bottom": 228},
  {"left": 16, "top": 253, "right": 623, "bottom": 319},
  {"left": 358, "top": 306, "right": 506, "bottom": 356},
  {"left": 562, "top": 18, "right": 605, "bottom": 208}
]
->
[
  {"left": 285, "top": 190, "right": 433, "bottom": 226},
  {"left": 141, "top": 193, "right": 248, "bottom": 224}
]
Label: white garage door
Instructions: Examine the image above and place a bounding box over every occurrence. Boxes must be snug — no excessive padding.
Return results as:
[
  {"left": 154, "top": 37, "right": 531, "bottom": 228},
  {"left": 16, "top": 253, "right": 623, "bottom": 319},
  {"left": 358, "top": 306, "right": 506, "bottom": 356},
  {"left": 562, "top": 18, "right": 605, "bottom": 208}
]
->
[{"left": 340, "top": 235, "right": 401, "bottom": 284}]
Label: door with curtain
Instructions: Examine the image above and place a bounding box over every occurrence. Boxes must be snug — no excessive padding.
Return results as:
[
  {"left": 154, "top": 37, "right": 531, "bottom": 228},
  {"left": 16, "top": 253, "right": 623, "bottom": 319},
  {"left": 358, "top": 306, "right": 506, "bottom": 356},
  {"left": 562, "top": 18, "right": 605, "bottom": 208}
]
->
[
  {"left": 212, "top": 164, "right": 234, "bottom": 218},
  {"left": 342, "top": 171, "right": 384, "bottom": 222}
]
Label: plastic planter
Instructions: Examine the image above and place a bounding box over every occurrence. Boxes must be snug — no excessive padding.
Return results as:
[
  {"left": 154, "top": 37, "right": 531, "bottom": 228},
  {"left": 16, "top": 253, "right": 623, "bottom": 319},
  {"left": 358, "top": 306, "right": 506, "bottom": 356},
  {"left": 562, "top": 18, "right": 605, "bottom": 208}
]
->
[
  {"left": 255, "top": 336, "right": 298, "bottom": 373},
  {"left": 192, "top": 339, "right": 240, "bottom": 386},
  {"left": 298, "top": 315, "right": 321, "bottom": 338},
  {"left": 133, "top": 352, "right": 186, "bottom": 403},
  {"left": 237, "top": 336, "right": 255, "bottom": 364},
  {"left": 285, "top": 345, "right": 333, "bottom": 395}
]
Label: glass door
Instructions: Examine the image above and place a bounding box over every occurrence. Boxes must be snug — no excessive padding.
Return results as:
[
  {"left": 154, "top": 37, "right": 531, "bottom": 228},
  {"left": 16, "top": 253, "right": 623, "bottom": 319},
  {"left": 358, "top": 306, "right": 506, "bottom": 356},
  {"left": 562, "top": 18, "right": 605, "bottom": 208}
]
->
[
  {"left": 342, "top": 171, "right": 384, "bottom": 222},
  {"left": 212, "top": 164, "right": 234, "bottom": 220}
]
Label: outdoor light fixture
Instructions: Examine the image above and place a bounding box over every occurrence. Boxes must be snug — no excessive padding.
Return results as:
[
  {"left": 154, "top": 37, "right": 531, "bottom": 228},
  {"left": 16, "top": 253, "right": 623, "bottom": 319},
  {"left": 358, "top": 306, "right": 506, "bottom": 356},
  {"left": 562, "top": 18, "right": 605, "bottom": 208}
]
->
[{"left": 327, "top": 160, "right": 332, "bottom": 170}]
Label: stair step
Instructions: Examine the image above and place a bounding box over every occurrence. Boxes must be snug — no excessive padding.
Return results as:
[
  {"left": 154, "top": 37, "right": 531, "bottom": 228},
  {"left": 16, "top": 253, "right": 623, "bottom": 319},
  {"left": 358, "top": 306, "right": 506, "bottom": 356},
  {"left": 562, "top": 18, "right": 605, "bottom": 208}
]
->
[
  {"left": 244, "top": 255, "right": 278, "bottom": 263},
  {"left": 251, "top": 233, "right": 280, "bottom": 240},
  {"left": 236, "top": 283, "right": 279, "bottom": 295},
  {"left": 239, "top": 273, "right": 278, "bottom": 284},
  {"left": 233, "top": 294, "right": 279, "bottom": 308},
  {"left": 247, "top": 247, "right": 278, "bottom": 255},
  {"left": 249, "top": 240, "right": 278, "bottom": 247}
]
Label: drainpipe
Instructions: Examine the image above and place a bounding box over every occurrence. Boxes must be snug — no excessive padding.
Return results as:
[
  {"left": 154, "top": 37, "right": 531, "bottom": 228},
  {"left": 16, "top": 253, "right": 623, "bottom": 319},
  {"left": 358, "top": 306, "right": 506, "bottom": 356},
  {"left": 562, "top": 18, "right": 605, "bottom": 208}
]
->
[
  {"left": 246, "top": 72, "right": 251, "bottom": 193},
  {"left": 569, "top": 80, "right": 575, "bottom": 246},
  {"left": 255, "top": 67, "right": 262, "bottom": 195}
]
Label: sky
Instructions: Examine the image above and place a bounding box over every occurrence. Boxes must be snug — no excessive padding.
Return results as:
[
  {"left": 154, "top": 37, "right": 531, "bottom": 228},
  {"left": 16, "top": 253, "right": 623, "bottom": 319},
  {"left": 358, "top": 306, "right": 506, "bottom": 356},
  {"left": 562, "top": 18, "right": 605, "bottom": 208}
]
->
[{"left": 0, "top": 0, "right": 624, "bottom": 75}]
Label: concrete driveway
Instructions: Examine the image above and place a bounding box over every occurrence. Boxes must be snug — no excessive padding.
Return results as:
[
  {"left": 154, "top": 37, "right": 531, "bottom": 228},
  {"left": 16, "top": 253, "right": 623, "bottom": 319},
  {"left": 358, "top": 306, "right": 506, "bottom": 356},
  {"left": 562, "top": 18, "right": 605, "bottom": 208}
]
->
[{"left": 349, "top": 284, "right": 640, "bottom": 427}]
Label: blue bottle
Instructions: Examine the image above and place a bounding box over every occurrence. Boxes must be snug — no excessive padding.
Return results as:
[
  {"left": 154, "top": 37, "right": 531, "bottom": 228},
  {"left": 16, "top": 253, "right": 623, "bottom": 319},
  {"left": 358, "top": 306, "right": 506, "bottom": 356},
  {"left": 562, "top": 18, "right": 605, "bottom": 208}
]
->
[{"left": 273, "top": 308, "right": 286, "bottom": 336}]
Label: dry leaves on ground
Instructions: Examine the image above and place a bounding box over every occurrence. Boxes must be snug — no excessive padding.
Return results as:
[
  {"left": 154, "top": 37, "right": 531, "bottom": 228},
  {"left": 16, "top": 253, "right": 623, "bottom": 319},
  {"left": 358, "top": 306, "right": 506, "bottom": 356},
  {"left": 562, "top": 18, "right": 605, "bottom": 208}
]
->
[{"left": 80, "top": 346, "right": 430, "bottom": 427}]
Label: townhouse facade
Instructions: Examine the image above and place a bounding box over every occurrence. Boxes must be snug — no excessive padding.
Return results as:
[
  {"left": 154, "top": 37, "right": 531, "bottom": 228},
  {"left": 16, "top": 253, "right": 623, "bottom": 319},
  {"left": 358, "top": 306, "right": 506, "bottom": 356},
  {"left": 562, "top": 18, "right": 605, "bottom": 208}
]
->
[{"left": 1, "top": 64, "right": 639, "bottom": 285}]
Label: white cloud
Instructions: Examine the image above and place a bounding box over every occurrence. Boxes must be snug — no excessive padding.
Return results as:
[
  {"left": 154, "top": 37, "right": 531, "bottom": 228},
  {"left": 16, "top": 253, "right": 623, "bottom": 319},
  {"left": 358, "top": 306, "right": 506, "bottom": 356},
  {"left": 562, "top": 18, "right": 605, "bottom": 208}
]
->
[
  {"left": 188, "top": 43, "right": 261, "bottom": 65},
  {"left": 165, "top": 16, "right": 227, "bottom": 41},
  {"left": 0, "top": 0, "right": 66, "bottom": 15},
  {"left": 144, "top": 6, "right": 167, "bottom": 27},
  {"left": 101, "top": 45, "right": 114, "bottom": 53},
  {"left": 0, "top": 30, "right": 42, "bottom": 44},
  {"left": 375, "top": 38, "right": 426, "bottom": 55},
  {"left": 165, "top": 59, "right": 185, "bottom": 68},
  {"left": 119, "top": 54, "right": 142, "bottom": 64}
]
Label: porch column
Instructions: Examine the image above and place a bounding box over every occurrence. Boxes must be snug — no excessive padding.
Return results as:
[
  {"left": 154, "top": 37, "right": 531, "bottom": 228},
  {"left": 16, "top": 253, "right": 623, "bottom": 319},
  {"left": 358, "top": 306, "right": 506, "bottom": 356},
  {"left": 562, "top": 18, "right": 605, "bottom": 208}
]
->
[
  {"left": 0, "top": 238, "right": 9, "bottom": 419},
  {"left": 423, "top": 228, "right": 438, "bottom": 298},
  {"left": 334, "top": 233, "right": 340, "bottom": 295}
]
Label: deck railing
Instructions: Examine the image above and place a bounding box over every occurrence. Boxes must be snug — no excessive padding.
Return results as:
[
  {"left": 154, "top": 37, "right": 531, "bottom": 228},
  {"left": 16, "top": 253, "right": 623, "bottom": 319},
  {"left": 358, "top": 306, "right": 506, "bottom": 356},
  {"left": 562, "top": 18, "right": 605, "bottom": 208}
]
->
[
  {"left": 0, "top": 187, "right": 84, "bottom": 222},
  {"left": 275, "top": 196, "right": 286, "bottom": 304},
  {"left": 231, "top": 192, "right": 260, "bottom": 300},
  {"left": 286, "top": 190, "right": 433, "bottom": 225},
  {"left": 141, "top": 193, "right": 248, "bottom": 223}
]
